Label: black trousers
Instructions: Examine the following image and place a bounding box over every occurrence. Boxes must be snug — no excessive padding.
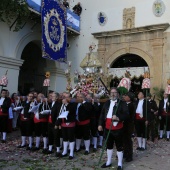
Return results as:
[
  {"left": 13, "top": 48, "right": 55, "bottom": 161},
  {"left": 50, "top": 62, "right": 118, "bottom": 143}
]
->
[
  {"left": 160, "top": 116, "right": 170, "bottom": 131},
  {"left": 76, "top": 124, "right": 90, "bottom": 140},
  {"left": 105, "top": 129, "right": 123, "bottom": 151},
  {"left": 0, "top": 115, "right": 8, "bottom": 132},
  {"left": 90, "top": 118, "right": 98, "bottom": 137},
  {"left": 34, "top": 122, "right": 48, "bottom": 137},
  {"left": 135, "top": 120, "right": 147, "bottom": 138},
  {"left": 48, "top": 123, "right": 61, "bottom": 146},
  {"left": 20, "top": 119, "right": 34, "bottom": 136},
  {"left": 123, "top": 121, "right": 133, "bottom": 158},
  {"left": 62, "top": 127, "right": 75, "bottom": 142}
]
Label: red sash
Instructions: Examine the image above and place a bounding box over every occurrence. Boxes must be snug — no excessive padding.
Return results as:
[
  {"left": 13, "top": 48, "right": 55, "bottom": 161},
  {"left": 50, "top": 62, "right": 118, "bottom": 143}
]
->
[
  {"left": 162, "top": 111, "right": 170, "bottom": 116},
  {"left": 48, "top": 115, "right": 52, "bottom": 123},
  {"left": 0, "top": 108, "right": 8, "bottom": 116},
  {"left": 105, "top": 118, "right": 123, "bottom": 130},
  {"left": 34, "top": 115, "right": 48, "bottom": 123},
  {"left": 20, "top": 114, "right": 31, "bottom": 121},
  {"left": 76, "top": 119, "right": 90, "bottom": 126},
  {"left": 135, "top": 113, "right": 145, "bottom": 120},
  {"left": 61, "top": 122, "right": 75, "bottom": 127}
]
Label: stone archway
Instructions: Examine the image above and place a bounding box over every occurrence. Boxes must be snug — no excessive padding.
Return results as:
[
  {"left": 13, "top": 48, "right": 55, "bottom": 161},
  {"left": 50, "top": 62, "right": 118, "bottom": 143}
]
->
[
  {"left": 92, "top": 23, "right": 170, "bottom": 90},
  {"left": 106, "top": 47, "right": 153, "bottom": 85}
]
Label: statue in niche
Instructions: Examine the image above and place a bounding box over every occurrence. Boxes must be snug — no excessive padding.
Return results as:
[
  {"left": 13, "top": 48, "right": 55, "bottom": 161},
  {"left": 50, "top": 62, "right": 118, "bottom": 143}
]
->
[{"left": 126, "top": 18, "right": 132, "bottom": 29}]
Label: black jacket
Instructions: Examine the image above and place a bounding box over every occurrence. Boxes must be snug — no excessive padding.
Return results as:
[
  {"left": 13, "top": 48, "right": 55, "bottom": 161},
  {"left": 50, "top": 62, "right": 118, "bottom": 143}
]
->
[
  {"left": 134, "top": 99, "right": 151, "bottom": 121},
  {"left": 148, "top": 99, "right": 158, "bottom": 120},
  {"left": 50, "top": 101, "right": 62, "bottom": 126},
  {"left": 22, "top": 101, "right": 34, "bottom": 119},
  {"left": 158, "top": 99, "right": 170, "bottom": 116},
  {"left": 98, "top": 99, "right": 129, "bottom": 127},
  {"left": 77, "top": 102, "right": 93, "bottom": 121},
  {"left": 0, "top": 97, "right": 11, "bottom": 113},
  {"left": 58, "top": 103, "right": 77, "bottom": 124}
]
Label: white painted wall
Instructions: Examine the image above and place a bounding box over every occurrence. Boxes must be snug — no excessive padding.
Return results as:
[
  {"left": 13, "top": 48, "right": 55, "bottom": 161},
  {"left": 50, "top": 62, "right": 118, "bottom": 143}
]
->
[{"left": 67, "top": 0, "right": 170, "bottom": 78}]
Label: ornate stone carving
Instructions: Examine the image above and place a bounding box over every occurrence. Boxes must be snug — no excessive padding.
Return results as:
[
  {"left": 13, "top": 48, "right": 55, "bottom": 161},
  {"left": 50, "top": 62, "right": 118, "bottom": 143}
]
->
[{"left": 123, "top": 7, "right": 135, "bottom": 29}]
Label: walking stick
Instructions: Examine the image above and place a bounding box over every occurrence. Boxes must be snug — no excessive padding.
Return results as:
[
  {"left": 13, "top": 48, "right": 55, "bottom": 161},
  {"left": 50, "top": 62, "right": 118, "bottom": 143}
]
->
[
  {"left": 165, "top": 99, "right": 169, "bottom": 137},
  {"left": 145, "top": 89, "right": 148, "bottom": 141}
]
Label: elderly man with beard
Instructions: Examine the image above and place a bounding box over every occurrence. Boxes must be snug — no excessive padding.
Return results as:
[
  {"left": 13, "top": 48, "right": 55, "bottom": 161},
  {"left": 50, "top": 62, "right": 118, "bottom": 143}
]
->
[{"left": 98, "top": 87, "right": 128, "bottom": 170}]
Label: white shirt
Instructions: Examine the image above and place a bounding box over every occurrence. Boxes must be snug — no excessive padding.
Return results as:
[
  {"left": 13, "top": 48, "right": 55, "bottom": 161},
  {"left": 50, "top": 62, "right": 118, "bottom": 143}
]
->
[
  {"left": 107, "top": 100, "right": 117, "bottom": 118},
  {"left": 136, "top": 99, "right": 144, "bottom": 117},
  {"left": 52, "top": 101, "right": 55, "bottom": 107},
  {"left": 76, "top": 103, "right": 81, "bottom": 121},
  {"left": 164, "top": 98, "right": 168, "bottom": 109},
  {"left": 0, "top": 97, "right": 5, "bottom": 106}
]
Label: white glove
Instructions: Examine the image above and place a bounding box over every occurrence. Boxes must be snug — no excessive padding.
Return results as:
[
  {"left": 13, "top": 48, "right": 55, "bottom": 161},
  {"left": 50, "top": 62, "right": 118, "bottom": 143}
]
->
[{"left": 159, "top": 116, "right": 162, "bottom": 120}]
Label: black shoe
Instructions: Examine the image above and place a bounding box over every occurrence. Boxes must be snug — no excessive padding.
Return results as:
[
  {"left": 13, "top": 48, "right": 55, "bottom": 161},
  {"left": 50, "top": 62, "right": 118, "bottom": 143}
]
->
[
  {"left": 98, "top": 145, "right": 102, "bottom": 148},
  {"left": 90, "top": 144, "right": 94, "bottom": 148},
  {"left": 17, "top": 145, "right": 26, "bottom": 148},
  {"left": 61, "top": 153, "right": 68, "bottom": 157},
  {"left": 93, "top": 148, "right": 97, "bottom": 152},
  {"left": 69, "top": 156, "right": 74, "bottom": 160},
  {"left": 31, "top": 147, "right": 40, "bottom": 151},
  {"left": 117, "top": 166, "right": 123, "bottom": 170},
  {"left": 55, "top": 152, "right": 61, "bottom": 157},
  {"left": 125, "top": 157, "right": 133, "bottom": 162},
  {"left": 75, "top": 149, "right": 81, "bottom": 152},
  {"left": 46, "top": 150, "right": 53, "bottom": 154},
  {"left": 80, "top": 145, "right": 85, "bottom": 149},
  {"left": 84, "top": 151, "right": 89, "bottom": 155},
  {"left": 140, "top": 147, "right": 146, "bottom": 151},
  {"left": 26, "top": 147, "right": 31, "bottom": 150},
  {"left": 167, "top": 138, "right": 169, "bottom": 141},
  {"left": 158, "top": 137, "right": 163, "bottom": 140},
  {"left": 136, "top": 147, "right": 141, "bottom": 151},
  {"left": 1, "top": 140, "right": 6, "bottom": 143},
  {"left": 101, "top": 163, "right": 112, "bottom": 168},
  {"left": 42, "top": 148, "right": 48, "bottom": 154}
]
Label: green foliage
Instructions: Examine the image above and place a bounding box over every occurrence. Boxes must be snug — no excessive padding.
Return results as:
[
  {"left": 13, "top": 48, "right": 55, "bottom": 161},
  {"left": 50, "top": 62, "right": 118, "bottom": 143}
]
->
[
  {"left": 152, "top": 87, "right": 164, "bottom": 101},
  {"left": 0, "top": 0, "right": 31, "bottom": 31}
]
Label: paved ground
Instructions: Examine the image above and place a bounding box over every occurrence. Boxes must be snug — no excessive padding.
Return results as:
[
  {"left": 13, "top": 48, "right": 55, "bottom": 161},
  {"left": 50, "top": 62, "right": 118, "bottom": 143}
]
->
[{"left": 0, "top": 131, "right": 170, "bottom": 170}]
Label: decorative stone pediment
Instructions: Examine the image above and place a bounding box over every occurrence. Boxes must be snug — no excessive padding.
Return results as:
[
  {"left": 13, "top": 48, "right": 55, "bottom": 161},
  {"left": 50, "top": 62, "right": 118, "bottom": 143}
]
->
[{"left": 123, "top": 7, "right": 135, "bottom": 29}]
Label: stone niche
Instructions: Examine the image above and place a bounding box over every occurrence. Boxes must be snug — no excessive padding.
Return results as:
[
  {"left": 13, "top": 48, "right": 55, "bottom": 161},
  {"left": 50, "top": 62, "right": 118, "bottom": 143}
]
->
[
  {"left": 123, "top": 7, "right": 135, "bottom": 29},
  {"left": 92, "top": 23, "right": 170, "bottom": 91}
]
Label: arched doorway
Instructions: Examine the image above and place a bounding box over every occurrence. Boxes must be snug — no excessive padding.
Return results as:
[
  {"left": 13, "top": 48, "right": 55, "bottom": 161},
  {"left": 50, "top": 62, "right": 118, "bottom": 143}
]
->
[
  {"left": 18, "top": 41, "right": 47, "bottom": 95},
  {"left": 110, "top": 54, "right": 148, "bottom": 94}
]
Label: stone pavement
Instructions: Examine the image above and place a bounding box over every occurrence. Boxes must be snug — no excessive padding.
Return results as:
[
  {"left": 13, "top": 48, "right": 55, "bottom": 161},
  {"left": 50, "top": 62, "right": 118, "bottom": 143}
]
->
[{"left": 0, "top": 131, "right": 170, "bottom": 170}]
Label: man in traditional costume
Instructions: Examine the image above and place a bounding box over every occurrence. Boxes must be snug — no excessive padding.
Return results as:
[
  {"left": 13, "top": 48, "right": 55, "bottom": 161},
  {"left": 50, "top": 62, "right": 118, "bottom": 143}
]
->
[
  {"left": 123, "top": 92, "right": 135, "bottom": 162},
  {"left": 17, "top": 92, "right": 34, "bottom": 150},
  {"left": 44, "top": 92, "right": 62, "bottom": 155},
  {"left": 86, "top": 93, "right": 100, "bottom": 152},
  {"left": 58, "top": 92, "right": 76, "bottom": 159},
  {"left": 98, "top": 87, "right": 128, "bottom": 170},
  {"left": 158, "top": 92, "right": 170, "bottom": 141},
  {"left": 0, "top": 89, "right": 11, "bottom": 143},
  {"left": 75, "top": 93, "right": 93, "bottom": 155},
  {"left": 135, "top": 91, "right": 151, "bottom": 150},
  {"left": 32, "top": 93, "right": 49, "bottom": 151}
]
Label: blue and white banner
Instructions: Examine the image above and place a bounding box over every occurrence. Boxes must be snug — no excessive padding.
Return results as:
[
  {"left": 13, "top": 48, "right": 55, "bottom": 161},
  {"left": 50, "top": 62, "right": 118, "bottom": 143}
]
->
[
  {"left": 41, "top": 0, "right": 67, "bottom": 61},
  {"left": 67, "top": 9, "right": 80, "bottom": 32},
  {"left": 27, "top": 0, "right": 80, "bottom": 33}
]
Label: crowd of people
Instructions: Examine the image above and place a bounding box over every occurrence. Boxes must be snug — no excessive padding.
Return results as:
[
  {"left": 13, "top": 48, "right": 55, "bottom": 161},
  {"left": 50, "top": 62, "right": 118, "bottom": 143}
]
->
[{"left": 0, "top": 87, "right": 169, "bottom": 170}]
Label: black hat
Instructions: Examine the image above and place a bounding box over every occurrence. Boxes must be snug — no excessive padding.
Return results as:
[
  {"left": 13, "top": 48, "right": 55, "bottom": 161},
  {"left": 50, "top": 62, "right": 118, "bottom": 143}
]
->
[{"left": 125, "top": 92, "right": 135, "bottom": 101}]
